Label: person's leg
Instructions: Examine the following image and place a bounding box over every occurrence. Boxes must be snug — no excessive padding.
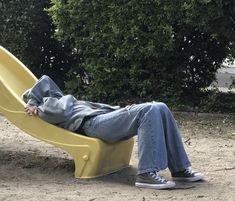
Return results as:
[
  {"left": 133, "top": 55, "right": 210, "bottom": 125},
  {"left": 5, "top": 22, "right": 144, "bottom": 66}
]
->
[
  {"left": 82, "top": 102, "right": 176, "bottom": 189},
  {"left": 150, "top": 102, "right": 204, "bottom": 181},
  {"left": 83, "top": 103, "right": 168, "bottom": 172},
  {"left": 83, "top": 102, "right": 191, "bottom": 173},
  {"left": 82, "top": 102, "right": 203, "bottom": 188},
  {"left": 150, "top": 102, "right": 191, "bottom": 172}
]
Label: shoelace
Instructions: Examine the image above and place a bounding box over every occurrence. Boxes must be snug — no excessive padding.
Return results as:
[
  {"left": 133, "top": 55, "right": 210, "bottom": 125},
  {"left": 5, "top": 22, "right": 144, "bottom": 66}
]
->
[
  {"left": 149, "top": 172, "right": 166, "bottom": 183},
  {"left": 184, "top": 167, "right": 193, "bottom": 175}
]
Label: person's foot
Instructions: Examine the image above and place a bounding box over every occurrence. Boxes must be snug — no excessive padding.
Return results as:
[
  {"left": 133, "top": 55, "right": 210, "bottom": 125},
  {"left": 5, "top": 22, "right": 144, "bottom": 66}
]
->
[
  {"left": 135, "top": 171, "right": 176, "bottom": 190},
  {"left": 171, "top": 167, "right": 204, "bottom": 182}
]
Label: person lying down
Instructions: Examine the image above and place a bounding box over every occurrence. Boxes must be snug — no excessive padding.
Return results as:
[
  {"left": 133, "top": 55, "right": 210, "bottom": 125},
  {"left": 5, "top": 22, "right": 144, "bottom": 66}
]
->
[{"left": 22, "top": 75, "right": 204, "bottom": 190}]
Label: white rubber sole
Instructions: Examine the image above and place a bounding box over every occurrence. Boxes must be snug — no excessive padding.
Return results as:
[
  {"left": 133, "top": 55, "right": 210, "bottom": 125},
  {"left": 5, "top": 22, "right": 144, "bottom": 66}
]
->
[
  {"left": 135, "top": 181, "right": 176, "bottom": 190},
  {"left": 173, "top": 173, "right": 204, "bottom": 182}
]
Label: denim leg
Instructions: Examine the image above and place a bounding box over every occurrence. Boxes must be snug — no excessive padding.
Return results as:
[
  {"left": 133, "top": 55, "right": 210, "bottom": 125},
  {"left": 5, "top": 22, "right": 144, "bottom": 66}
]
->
[
  {"left": 151, "top": 102, "right": 191, "bottom": 172},
  {"left": 82, "top": 102, "right": 191, "bottom": 174}
]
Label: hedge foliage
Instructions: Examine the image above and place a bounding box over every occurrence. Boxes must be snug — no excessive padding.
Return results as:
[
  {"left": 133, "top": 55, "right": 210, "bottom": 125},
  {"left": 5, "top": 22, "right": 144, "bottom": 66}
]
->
[
  {"left": 0, "top": 0, "right": 79, "bottom": 89},
  {"left": 1, "top": 0, "right": 234, "bottom": 110},
  {"left": 48, "top": 0, "right": 234, "bottom": 105}
]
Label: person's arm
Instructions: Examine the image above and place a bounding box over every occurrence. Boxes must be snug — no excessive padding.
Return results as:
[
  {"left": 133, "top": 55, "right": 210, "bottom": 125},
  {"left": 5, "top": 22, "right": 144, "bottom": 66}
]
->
[
  {"left": 22, "top": 75, "right": 63, "bottom": 107},
  {"left": 22, "top": 75, "right": 64, "bottom": 116},
  {"left": 37, "top": 95, "right": 75, "bottom": 124}
]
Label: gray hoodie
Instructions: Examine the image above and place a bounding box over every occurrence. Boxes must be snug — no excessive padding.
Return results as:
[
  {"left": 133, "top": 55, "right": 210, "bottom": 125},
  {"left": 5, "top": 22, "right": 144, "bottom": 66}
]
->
[{"left": 22, "top": 75, "right": 120, "bottom": 133}]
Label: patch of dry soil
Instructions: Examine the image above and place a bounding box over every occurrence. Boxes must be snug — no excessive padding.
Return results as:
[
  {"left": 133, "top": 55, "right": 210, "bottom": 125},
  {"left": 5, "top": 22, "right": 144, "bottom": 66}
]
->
[{"left": 0, "top": 113, "right": 234, "bottom": 201}]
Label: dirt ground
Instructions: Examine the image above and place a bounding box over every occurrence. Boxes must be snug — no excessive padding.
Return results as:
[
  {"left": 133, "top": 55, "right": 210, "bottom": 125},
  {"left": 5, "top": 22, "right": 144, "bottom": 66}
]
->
[{"left": 0, "top": 112, "right": 234, "bottom": 201}]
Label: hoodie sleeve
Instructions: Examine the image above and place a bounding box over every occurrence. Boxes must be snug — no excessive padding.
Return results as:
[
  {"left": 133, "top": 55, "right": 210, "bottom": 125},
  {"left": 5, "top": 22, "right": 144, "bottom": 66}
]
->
[
  {"left": 37, "top": 95, "right": 76, "bottom": 124},
  {"left": 22, "top": 75, "right": 64, "bottom": 106}
]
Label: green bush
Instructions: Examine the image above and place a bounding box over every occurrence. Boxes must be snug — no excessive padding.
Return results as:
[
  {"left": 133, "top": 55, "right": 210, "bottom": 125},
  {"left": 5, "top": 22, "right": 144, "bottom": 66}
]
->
[
  {"left": 171, "top": 89, "right": 235, "bottom": 114},
  {"left": 0, "top": 0, "right": 79, "bottom": 89},
  {"left": 48, "top": 0, "right": 233, "bottom": 104},
  {"left": 199, "top": 90, "right": 235, "bottom": 113}
]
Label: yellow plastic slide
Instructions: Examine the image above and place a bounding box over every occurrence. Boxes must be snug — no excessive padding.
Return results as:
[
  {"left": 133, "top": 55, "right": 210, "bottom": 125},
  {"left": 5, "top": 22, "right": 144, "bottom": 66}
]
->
[{"left": 0, "top": 46, "right": 134, "bottom": 178}]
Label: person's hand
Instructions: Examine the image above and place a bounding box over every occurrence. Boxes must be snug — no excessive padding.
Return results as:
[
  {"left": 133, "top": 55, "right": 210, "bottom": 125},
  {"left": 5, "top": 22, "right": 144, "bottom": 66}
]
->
[{"left": 25, "top": 105, "right": 38, "bottom": 116}]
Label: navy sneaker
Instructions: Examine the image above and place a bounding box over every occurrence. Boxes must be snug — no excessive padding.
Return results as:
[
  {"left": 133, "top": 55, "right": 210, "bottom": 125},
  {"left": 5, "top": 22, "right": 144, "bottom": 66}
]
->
[
  {"left": 135, "top": 171, "right": 176, "bottom": 190},
  {"left": 172, "top": 167, "right": 204, "bottom": 182}
]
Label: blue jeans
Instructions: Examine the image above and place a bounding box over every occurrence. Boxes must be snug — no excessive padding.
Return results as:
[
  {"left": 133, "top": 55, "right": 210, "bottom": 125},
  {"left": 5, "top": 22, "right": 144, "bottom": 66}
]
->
[{"left": 82, "top": 102, "right": 191, "bottom": 174}]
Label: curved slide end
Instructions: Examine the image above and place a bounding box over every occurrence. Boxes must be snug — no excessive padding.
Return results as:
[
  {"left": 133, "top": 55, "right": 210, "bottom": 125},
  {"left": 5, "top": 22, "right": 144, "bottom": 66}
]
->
[{"left": 0, "top": 46, "right": 134, "bottom": 178}]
